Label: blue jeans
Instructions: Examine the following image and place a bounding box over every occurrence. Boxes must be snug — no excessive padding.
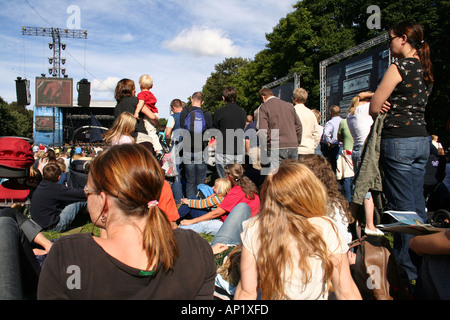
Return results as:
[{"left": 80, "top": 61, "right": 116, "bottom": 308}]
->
[
  {"left": 171, "top": 163, "right": 183, "bottom": 203},
  {"left": 211, "top": 203, "right": 251, "bottom": 246},
  {"left": 380, "top": 136, "right": 429, "bottom": 280},
  {"left": 183, "top": 153, "right": 207, "bottom": 199},
  {"left": 261, "top": 148, "right": 298, "bottom": 175},
  {"left": 0, "top": 210, "right": 41, "bottom": 299},
  {"left": 50, "top": 201, "right": 87, "bottom": 233},
  {"left": 215, "top": 153, "right": 244, "bottom": 178}
]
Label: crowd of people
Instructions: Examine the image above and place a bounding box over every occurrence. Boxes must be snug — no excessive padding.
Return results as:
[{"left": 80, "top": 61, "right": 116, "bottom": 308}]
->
[{"left": 1, "top": 20, "right": 449, "bottom": 301}]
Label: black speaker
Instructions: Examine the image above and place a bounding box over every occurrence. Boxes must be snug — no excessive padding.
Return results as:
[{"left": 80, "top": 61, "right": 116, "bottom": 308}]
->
[
  {"left": 15, "top": 77, "right": 31, "bottom": 106},
  {"left": 77, "top": 78, "right": 91, "bottom": 107}
]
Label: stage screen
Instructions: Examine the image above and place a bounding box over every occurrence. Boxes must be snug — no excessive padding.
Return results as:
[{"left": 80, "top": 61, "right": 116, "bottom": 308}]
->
[
  {"left": 35, "top": 77, "right": 73, "bottom": 107},
  {"left": 326, "top": 45, "right": 390, "bottom": 116}
]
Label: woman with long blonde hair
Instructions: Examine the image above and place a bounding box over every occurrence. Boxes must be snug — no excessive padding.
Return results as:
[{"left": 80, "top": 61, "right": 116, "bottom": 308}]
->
[
  {"left": 103, "top": 111, "right": 136, "bottom": 146},
  {"left": 38, "top": 144, "right": 216, "bottom": 299},
  {"left": 235, "top": 160, "right": 361, "bottom": 300}
]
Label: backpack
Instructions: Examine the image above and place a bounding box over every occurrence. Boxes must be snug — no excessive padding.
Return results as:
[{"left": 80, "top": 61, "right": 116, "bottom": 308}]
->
[
  {"left": 184, "top": 107, "right": 206, "bottom": 134},
  {"left": 196, "top": 184, "right": 214, "bottom": 199}
]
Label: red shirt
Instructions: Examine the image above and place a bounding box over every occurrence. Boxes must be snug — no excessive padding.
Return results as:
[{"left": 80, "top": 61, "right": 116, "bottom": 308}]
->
[
  {"left": 218, "top": 186, "right": 260, "bottom": 222},
  {"left": 137, "top": 90, "right": 158, "bottom": 113}
]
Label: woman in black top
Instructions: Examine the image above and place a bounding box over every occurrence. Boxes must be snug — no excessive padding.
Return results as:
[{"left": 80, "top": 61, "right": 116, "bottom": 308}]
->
[
  {"left": 38, "top": 144, "right": 216, "bottom": 299},
  {"left": 369, "top": 21, "right": 433, "bottom": 281}
]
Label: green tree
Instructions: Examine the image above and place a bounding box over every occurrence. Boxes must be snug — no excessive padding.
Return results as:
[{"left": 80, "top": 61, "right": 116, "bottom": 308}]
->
[
  {"left": 202, "top": 57, "right": 251, "bottom": 114},
  {"left": 0, "top": 97, "right": 33, "bottom": 138}
]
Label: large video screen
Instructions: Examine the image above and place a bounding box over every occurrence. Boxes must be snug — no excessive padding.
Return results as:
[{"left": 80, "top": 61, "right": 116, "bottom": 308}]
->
[
  {"left": 35, "top": 77, "right": 73, "bottom": 107},
  {"left": 326, "top": 45, "right": 390, "bottom": 116}
]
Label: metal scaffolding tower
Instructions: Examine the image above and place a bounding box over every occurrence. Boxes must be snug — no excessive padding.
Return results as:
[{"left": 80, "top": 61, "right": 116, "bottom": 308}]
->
[
  {"left": 319, "top": 32, "right": 388, "bottom": 125},
  {"left": 21, "top": 26, "right": 87, "bottom": 78}
]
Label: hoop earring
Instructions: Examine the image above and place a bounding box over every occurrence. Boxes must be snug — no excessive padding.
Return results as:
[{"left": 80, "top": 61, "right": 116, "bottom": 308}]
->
[{"left": 100, "top": 215, "right": 107, "bottom": 223}]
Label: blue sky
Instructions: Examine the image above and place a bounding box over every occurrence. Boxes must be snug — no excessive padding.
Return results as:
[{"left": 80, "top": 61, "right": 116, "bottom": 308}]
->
[{"left": 0, "top": 0, "right": 297, "bottom": 119}]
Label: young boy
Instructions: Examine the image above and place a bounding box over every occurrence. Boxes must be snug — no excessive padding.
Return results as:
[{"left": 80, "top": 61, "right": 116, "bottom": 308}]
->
[
  {"left": 134, "top": 74, "right": 163, "bottom": 156},
  {"left": 30, "top": 163, "right": 86, "bottom": 232}
]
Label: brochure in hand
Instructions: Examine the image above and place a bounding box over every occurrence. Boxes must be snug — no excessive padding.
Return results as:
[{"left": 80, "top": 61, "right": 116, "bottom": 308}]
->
[{"left": 377, "top": 211, "right": 448, "bottom": 235}]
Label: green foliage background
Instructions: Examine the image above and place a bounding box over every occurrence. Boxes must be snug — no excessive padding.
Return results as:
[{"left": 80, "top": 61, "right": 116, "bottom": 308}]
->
[{"left": 201, "top": 0, "right": 449, "bottom": 148}]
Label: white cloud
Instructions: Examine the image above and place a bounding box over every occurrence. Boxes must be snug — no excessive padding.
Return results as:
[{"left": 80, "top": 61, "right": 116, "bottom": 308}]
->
[
  {"left": 91, "top": 76, "right": 119, "bottom": 93},
  {"left": 120, "top": 33, "right": 134, "bottom": 43},
  {"left": 163, "top": 26, "right": 240, "bottom": 57}
]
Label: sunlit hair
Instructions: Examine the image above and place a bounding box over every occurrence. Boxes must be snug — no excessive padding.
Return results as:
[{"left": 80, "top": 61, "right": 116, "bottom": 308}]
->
[
  {"left": 390, "top": 21, "right": 433, "bottom": 85},
  {"left": 293, "top": 87, "right": 308, "bottom": 104},
  {"left": 89, "top": 144, "right": 178, "bottom": 271},
  {"left": 103, "top": 112, "right": 136, "bottom": 145},
  {"left": 254, "top": 160, "right": 334, "bottom": 299},
  {"left": 214, "top": 178, "right": 232, "bottom": 197},
  {"left": 139, "top": 74, "right": 153, "bottom": 89},
  {"left": 299, "top": 154, "right": 354, "bottom": 224},
  {"left": 224, "top": 163, "right": 258, "bottom": 199},
  {"left": 217, "top": 245, "right": 242, "bottom": 288},
  {"left": 114, "top": 78, "right": 136, "bottom": 102},
  {"left": 348, "top": 91, "right": 373, "bottom": 115}
]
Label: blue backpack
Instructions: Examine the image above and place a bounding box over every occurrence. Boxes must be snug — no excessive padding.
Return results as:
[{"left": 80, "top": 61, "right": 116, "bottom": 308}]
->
[{"left": 184, "top": 107, "right": 206, "bottom": 134}]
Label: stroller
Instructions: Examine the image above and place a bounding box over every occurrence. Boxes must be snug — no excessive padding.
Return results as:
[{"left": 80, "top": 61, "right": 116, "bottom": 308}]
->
[
  {"left": 66, "top": 125, "right": 108, "bottom": 189},
  {"left": 0, "top": 137, "right": 35, "bottom": 215}
]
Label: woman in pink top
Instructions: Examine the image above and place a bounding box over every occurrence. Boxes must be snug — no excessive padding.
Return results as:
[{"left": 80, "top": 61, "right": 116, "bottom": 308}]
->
[{"left": 103, "top": 112, "right": 136, "bottom": 146}]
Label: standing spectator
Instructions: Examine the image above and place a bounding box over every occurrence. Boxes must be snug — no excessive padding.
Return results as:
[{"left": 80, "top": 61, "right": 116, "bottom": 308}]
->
[
  {"left": 114, "top": 78, "right": 153, "bottom": 153},
  {"left": 312, "top": 109, "right": 324, "bottom": 156},
  {"left": 321, "top": 105, "right": 343, "bottom": 172},
  {"left": 346, "top": 92, "right": 382, "bottom": 236},
  {"left": 257, "top": 88, "right": 302, "bottom": 173},
  {"left": 293, "top": 88, "right": 321, "bottom": 157},
  {"left": 180, "top": 92, "right": 212, "bottom": 198},
  {"left": 337, "top": 118, "right": 354, "bottom": 202},
  {"left": 165, "top": 99, "right": 184, "bottom": 203},
  {"left": 369, "top": 21, "right": 434, "bottom": 281},
  {"left": 213, "top": 86, "right": 247, "bottom": 178}
]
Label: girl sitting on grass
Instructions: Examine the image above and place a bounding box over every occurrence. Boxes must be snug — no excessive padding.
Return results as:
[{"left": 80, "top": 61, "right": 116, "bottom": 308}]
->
[{"left": 178, "top": 178, "right": 232, "bottom": 219}]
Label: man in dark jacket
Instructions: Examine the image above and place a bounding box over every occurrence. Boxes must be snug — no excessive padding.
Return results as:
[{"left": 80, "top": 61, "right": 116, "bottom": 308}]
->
[
  {"left": 31, "top": 163, "right": 86, "bottom": 232},
  {"left": 213, "top": 86, "right": 247, "bottom": 178}
]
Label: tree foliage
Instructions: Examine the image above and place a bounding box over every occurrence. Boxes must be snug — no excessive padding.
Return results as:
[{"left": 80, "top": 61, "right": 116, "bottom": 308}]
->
[
  {"left": 202, "top": 0, "right": 449, "bottom": 146},
  {"left": 0, "top": 97, "right": 33, "bottom": 138}
]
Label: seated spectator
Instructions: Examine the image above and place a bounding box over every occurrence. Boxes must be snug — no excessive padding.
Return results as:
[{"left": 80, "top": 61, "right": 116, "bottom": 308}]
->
[
  {"left": 37, "top": 144, "right": 216, "bottom": 299},
  {"left": 179, "top": 163, "right": 260, "bottom": 244},
  {"left": 410, "top": 230, "right": 450, "bottom": 300},
  {"left": 30, "top": 163, "right": 87, "bottom": 232},
  {"left": 178, "top": 178, "right": 232, "bottom": 219},
  {"left": 235, "top": 161, "right": 361, "bottom": 300},
  {"left": 299, "top": 155, "right": 354, "bottom": 244},
  {"left": 0, "top": 208, "right": 53, "bottom": 300}
]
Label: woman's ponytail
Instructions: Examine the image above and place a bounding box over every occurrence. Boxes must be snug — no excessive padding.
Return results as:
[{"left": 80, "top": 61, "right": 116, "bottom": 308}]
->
[{"left": 143, "top": 203, "right": 178, "bottom": 272}]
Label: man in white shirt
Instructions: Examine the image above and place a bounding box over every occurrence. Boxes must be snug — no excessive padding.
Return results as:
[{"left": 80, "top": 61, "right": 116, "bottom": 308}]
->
[
  {"left": 293, "top": 88, "right": 321, "bottom": 157},
  {"left": 321, "top": 105, "right": 343, "bottom": 172}
]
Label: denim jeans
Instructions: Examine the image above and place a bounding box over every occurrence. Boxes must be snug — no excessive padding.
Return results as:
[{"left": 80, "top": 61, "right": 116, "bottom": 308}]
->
[
  {"left": 171, "top": 163, "right": 183, "bottom": 203},
  {"left": 50, "top": 201, "right": 87, "bottom": 233},
  {"left": 179, "top": 203, "right": 251, "bottom": 246},
  {"left": 215, "top": 153, "right": 244, "bottom": 178},
  {"left": 261, "top": 148, "right": 298, "bottom": 175},
  {"left": 0, "top": 210, "right": 41, "bottom": 299},
  {"left": 183, "top": 152, "right": 207, "bottom": 199},
  {"left": 380, "top": 136, "right": 429, "bottom": 280},
  {"left": 211, "top": 203, "right": 251, "bottom": 246}
]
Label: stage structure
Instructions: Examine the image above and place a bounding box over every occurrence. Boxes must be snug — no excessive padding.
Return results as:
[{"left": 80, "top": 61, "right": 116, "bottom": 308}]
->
[
  {"left": 263, "top": 73, "right": 301, "bottom": 103},
  {"left": 21, "top": 26, "right": 88, "bottom": 146},
  {"left": 319, "top": 33, "right": 389, "bottom": 126}
]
